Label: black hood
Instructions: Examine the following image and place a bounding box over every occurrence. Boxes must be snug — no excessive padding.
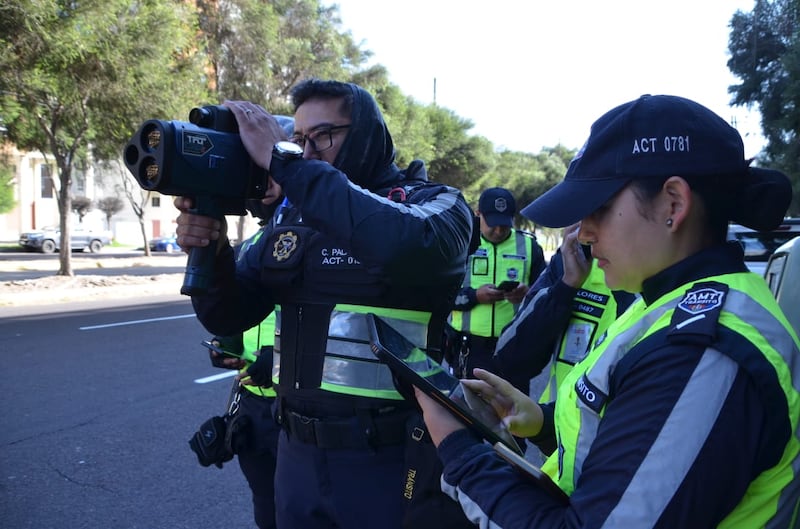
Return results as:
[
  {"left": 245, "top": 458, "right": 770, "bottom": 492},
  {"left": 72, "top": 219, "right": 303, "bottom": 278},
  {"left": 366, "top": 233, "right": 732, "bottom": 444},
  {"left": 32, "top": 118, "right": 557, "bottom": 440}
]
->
[{"left": 333, "top": 84, "right": 406, "bottom": 191}]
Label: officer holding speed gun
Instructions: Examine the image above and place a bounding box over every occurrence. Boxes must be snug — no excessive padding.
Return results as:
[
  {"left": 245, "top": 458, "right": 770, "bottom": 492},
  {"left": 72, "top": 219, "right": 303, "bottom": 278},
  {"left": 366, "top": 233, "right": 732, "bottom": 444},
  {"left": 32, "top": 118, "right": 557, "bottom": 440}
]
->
[
  {"left": 175, "top": 79, "right": 474, "bottom": 529},
  {"left": 446, "top": 187, "right": 545, "bottom": 394}
]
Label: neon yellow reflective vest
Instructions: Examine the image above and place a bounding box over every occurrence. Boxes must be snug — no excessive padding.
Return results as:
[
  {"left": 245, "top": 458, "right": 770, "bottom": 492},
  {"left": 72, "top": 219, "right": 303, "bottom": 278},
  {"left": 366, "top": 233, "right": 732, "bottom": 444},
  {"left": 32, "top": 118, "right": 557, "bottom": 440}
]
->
[
  {"left": 449, "top": 230, "right": 537, "bottom": 337},
  {"left": 542, "top": 272, "right": 800, "bottom": 527},
  {"left": 240, "top": 312, "right": 277, "bottom": 398},
  {"left": 538, "top": 261, "right": 620, "bottom": 403},
  {"left": 237, "top": 228, "right": 277, "bottom": 398},
  {"left": 273, "top": 304, "right": 432, "bottom": 400}
]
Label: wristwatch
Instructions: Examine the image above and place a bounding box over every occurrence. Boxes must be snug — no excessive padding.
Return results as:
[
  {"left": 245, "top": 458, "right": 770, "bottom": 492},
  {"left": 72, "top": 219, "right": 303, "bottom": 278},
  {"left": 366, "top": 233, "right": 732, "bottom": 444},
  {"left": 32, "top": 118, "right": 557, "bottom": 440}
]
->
[{"left": 271, "top": 141, "right": 303, "bottom": 163}]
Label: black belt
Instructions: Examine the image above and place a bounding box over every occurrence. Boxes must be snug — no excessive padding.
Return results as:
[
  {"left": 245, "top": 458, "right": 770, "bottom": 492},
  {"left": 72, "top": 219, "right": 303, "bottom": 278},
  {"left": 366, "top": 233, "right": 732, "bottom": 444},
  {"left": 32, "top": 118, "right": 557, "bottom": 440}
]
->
[{"left": 280, "top": 408, "right": 410, "bottom": 449}]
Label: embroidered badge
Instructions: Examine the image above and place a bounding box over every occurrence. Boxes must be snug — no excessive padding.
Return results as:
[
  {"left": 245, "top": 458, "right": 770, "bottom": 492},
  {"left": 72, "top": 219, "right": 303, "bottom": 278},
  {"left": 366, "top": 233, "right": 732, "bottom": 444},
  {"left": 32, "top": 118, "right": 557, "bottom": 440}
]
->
[
  {"left": 273, "top": 231, "right": 298, "bottom": 262},
  {"left": 677, "top": 287, "right": 725, "bottom": 315}
]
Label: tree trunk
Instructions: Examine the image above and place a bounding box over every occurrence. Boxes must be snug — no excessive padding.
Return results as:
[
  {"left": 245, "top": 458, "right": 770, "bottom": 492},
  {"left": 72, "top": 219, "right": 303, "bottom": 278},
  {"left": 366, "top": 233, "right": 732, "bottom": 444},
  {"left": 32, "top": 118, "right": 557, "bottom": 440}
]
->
[
  {"left": 57, "top": 166, "right": 73, "bottom": 276},
  {"left": 140, "top": 218, "right": 151, "bottom": 257}
]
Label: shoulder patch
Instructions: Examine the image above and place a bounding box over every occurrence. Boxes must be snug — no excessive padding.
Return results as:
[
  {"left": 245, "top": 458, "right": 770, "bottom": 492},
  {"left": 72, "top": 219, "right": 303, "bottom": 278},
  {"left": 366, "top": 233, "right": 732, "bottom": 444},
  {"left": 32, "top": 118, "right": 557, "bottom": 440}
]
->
[{"left": 667, "top": 281, "right": 729, "bottom": 346}]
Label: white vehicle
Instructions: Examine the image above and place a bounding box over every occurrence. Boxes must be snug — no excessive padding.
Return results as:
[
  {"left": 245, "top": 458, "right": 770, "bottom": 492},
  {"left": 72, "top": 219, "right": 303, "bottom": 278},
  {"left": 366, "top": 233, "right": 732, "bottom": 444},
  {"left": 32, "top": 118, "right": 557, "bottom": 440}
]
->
[
  {"left": 764, "top": 235, "right": 800, "bottom": 336},
  {"left": 18, "top": 226, "right": 112, "bottom": 254}
]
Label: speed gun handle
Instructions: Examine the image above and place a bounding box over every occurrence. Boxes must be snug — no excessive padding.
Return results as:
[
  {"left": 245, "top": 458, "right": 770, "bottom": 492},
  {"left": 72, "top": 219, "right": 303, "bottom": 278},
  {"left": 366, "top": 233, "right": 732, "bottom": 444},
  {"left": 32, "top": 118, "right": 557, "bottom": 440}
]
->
[{"left": 180, "top": 197, "right": 222, "bottom": 297}]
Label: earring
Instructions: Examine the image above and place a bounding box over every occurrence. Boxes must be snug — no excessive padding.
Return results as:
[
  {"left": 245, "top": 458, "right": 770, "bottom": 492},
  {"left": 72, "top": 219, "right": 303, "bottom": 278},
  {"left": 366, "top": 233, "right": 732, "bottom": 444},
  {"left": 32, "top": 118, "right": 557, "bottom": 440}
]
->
[{"left": 666, "top": 218, "right": 673, "bottom": 227}]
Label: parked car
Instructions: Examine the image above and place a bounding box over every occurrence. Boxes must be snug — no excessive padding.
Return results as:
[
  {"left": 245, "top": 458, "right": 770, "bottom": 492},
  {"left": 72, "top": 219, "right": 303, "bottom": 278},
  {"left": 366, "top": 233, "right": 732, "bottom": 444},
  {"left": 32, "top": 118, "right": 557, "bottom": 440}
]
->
[
  {"left": 149, "top": 233, "right": 180, "bottom": 253},
  {"left": 763, "top": 235, "right": 800, "bottom": 336},
  {"left": 727, "top": 219, "right": 800, "bottom": 275},
  {"left": 18, "top": 225, "right": 112, "bottom": 254}
]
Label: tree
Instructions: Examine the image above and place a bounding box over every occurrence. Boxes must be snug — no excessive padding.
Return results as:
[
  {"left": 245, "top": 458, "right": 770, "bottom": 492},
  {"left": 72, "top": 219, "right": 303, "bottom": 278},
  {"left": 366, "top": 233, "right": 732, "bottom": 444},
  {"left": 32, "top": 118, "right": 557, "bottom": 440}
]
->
[
  {"left": 71, "top": 196, "right": 93, "bottom": 223},
  {"left": 727, "top": 0, "right": 800, "bottom": 214},
  {"left": 196, "top": 0, "right": 376, "bottom": 241},
  {"left": 117, "top": 162, "right": 153, "bottom": 257},
  {"left": 0, "top": 0, "right": 209, "bottom": 276},
  {"left": 96, "top": 196, "right": 125, "bottom": 231}
]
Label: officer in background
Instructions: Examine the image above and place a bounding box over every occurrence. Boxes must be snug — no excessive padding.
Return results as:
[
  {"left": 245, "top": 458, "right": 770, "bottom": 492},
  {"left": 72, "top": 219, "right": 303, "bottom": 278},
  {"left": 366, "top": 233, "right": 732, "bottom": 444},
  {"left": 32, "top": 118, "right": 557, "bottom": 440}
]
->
[
  {"left": 206, "top": 249, "right": 279, "bottom": 529},
  {"left": 446, "top": 187, "right": 545, "bottom": 394},
  {"left": 201, "top": 120, "right": 292, "bottom": 529}
]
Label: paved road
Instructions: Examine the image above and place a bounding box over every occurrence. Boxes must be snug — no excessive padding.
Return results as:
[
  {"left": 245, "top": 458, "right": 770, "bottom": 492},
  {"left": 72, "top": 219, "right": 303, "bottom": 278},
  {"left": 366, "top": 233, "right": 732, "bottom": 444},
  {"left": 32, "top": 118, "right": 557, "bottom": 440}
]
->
[{"left": 0, "top": 296, "right": 257, "bottom": 529}]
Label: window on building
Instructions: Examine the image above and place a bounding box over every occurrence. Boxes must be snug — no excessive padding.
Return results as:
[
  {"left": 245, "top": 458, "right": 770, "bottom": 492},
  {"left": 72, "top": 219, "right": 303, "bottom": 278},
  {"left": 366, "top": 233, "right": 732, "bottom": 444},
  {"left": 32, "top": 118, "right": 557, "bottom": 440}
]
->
[
  {"left": 152, "top": 196, "right": 161, "bottom": 207},
  {"left": 40, "top": 164, "right": 54, "bottom": 198}
]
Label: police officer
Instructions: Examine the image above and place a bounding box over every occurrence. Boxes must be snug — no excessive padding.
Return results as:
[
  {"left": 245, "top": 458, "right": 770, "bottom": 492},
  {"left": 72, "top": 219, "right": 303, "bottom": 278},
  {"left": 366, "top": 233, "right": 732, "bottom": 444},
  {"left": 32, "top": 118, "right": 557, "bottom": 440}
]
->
[
  {"left": 492, "top": 224, "right": 636, "bottom": 461},
  {"left": 447, "top": 187, "right": 545, "bottom": 393},
  {"left": 416, "top": 95, "right": 799, "bottom": 528},
  {"left": 175, "top": 79, "right": 474, "bottom": 529},
  {"left": 494, "top": 223, "right": 636, "bottom": 403},
  {"left": 206, "top": 238, "right": 279, "bottom": 529}
]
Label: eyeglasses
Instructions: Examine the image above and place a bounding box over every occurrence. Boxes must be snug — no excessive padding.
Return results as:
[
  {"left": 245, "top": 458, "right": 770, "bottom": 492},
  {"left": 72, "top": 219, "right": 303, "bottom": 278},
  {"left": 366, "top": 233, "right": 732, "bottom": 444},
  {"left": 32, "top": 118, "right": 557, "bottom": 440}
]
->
[{"left": 289, "top": 124, "right": 351, "bottom": 153}]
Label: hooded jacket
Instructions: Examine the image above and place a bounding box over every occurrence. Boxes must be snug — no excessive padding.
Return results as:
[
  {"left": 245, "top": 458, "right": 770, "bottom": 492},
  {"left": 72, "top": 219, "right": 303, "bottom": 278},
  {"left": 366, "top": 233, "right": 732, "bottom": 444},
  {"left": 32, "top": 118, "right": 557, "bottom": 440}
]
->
[{"left": 192, "top": 83, "right": 473, "bottom": 407}]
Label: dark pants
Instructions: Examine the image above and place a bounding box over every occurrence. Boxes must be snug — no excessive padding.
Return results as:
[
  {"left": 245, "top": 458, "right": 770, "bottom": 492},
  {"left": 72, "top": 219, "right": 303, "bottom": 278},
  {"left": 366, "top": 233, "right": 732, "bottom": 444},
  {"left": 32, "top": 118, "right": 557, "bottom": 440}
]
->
[
  {"left": 236, "top": 392, "right": 280, "bottom": 529},
  {"left": 274, "top": 427, "right": 408, "bottom": 529},
  {"left": 272, "top": 406, "right": 474, "bottom": 529}
]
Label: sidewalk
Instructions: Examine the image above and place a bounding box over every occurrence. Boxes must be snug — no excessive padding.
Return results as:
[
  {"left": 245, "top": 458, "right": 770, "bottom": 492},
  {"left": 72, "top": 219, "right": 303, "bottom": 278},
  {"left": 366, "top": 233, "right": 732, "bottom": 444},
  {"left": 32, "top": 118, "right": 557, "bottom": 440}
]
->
[{"left": 0, "top": 253, "right": 185, "bottom": 307}]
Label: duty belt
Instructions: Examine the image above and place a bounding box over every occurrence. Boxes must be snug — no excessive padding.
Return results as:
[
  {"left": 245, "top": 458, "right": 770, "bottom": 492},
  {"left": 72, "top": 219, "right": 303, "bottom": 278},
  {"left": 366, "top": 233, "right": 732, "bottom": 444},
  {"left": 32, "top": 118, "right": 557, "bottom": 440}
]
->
[{"left": 280, "top": 408, "right": 411, "bottom": 449}]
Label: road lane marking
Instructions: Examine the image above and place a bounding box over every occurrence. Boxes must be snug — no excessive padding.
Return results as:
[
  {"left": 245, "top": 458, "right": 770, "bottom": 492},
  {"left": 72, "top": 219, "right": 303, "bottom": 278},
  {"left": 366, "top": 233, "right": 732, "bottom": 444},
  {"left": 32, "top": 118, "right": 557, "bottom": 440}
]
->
[
  {"left": 79, "top": 313, "right": 196, "bottom": 330},
  {"left": 194, "top": 371, "right": 238, "bottom": 384}
]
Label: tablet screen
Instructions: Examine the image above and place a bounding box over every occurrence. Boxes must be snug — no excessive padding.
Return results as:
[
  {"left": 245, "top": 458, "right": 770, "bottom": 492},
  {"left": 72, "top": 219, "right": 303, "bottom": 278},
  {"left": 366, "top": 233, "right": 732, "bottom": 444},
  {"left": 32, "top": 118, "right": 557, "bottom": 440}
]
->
[{"left": 368, "top": 314, "right": 522, "bottom": 455}]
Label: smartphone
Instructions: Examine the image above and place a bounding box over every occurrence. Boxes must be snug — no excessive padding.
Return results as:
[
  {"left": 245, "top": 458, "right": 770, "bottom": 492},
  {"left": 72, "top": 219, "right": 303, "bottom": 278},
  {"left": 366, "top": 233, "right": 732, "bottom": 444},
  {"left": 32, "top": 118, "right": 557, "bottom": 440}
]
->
[
  {"left": 200, "top": 339, "right": 243, "bottom": 359},
  {"left": 496, "top": 280, "right": 519, "bottom": 292}
]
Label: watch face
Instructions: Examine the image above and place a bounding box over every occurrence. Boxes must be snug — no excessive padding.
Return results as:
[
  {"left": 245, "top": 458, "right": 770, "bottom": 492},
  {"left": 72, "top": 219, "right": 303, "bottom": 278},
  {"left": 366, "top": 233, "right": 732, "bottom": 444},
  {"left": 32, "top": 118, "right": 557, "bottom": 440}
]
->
[{"left": 274, "top": 141, "right": 304, "bottom": 157}]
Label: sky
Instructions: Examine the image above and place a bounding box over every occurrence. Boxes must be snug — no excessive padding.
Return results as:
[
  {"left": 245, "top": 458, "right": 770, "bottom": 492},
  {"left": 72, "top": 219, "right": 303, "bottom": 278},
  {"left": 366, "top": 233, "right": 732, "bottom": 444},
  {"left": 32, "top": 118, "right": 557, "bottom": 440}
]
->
[{"left": 325, "top": 0, "right": 765, "bottom": 157}]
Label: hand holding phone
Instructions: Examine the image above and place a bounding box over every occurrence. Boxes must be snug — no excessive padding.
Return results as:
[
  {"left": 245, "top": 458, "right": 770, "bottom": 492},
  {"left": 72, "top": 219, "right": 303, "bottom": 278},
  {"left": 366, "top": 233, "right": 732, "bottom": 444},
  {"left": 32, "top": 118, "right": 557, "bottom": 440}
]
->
[
  {"left": 201, "top": 340, "right": 243, "bottom": 359},
  {"left": 496, "top": 280, "right": 519, "bottom": 292}
]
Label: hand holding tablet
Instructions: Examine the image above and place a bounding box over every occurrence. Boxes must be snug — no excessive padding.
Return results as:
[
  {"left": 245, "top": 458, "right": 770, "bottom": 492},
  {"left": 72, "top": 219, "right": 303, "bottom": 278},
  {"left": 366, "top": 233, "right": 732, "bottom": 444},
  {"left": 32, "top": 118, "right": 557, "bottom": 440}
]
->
[{"left": 367, "top": 313, "right": 569, "bottom": 505}]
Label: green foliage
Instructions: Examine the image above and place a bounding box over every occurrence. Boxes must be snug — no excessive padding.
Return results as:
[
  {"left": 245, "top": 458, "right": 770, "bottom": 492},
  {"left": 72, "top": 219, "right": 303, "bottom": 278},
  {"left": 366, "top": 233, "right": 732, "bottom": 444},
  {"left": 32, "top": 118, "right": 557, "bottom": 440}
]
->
[
  {"left": 462, "top": 147, "right": 572, "bottom": 225},
  {"left": 0, "top": 0, "right": 579, "bottom": 261},
  {"left": 198, "top": 0, "right": 374, "bottom": 113},
  {"left": 728, "top": 0, "right": 800, "bottom": 214},
  {"left": 0, "top": 0, "right": 210, "bottom": 273}
]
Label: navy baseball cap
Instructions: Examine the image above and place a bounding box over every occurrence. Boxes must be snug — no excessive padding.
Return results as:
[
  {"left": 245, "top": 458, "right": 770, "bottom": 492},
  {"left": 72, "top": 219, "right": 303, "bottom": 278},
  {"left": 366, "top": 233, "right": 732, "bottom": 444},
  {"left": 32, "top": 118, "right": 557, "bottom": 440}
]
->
[
  {"left": 521, "top": 94, "right": 791, "bottom": 230},
  {"left": 479, "top": 187, "right": 516, "bottom": 227}
]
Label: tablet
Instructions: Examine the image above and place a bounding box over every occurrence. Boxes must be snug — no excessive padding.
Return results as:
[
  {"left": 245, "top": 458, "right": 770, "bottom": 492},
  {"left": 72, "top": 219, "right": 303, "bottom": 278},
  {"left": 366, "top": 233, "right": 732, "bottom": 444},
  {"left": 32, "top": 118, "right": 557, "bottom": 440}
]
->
[
  {"left": 366, "top": 313, "right": 523, "bottom": 455},
  {"left": 367, "top": 314, "right": 570, "bottom": 505}
]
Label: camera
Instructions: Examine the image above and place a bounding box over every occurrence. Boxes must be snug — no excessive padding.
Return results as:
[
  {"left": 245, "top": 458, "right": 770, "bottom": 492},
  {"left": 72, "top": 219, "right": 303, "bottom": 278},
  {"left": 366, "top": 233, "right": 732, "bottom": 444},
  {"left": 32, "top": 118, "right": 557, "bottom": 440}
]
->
[
  {"left": 122, "top": 105, "right": 293, "bottom": 296},
  {"left": 123, "top": 105, "right": 267, "bottom": 216}
]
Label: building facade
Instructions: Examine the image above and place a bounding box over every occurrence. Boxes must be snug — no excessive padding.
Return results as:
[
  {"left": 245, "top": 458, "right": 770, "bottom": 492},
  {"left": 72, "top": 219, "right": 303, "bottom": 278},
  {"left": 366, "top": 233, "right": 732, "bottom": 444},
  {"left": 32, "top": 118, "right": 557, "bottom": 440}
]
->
[{"left": 0, "top": 145, "right": 259, "bottom": 246}]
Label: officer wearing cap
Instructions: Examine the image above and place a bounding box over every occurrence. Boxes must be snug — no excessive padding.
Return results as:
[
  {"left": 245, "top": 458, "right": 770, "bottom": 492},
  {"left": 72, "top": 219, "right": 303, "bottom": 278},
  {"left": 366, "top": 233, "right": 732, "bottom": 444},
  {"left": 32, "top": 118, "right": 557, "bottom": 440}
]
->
[
  {"left": 416, "top": 94, "right": 799, "bottom": 528},
  {"left": 446, "top": 187, "right": 545, "bottom": 394}
]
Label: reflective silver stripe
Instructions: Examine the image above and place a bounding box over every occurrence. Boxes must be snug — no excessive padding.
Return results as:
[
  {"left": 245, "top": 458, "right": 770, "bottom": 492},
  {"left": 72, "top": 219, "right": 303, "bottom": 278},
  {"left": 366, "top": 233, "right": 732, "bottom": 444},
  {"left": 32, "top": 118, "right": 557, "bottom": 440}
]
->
[
  {"left": 603, "top": 348, "right": 738, "bottom": 528},
  {"left": 723, "top": 290, "right": 800, "bottom": 529},
  {"left": 272, "top": 350, "right": 396, "bottom": 391},
  {"left": 573, "top": 302, "right": 673, "bottom": 487},
  {"left": 272, "top": 310, "right": 430, "bottom": 392},
  {"left": 570, "top": 281, "right": 800, "bottom": 528}
]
